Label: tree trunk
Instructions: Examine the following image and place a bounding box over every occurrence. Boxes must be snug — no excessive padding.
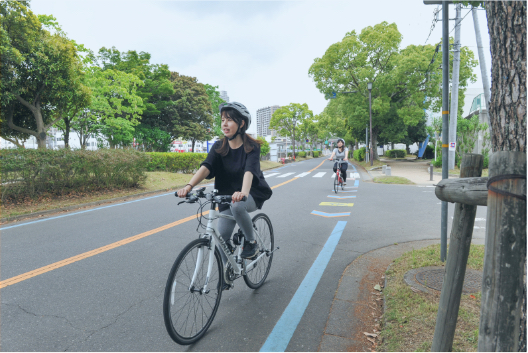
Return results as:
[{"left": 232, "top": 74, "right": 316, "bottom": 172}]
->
[
  {"left": 63, "top": 117, "right": 71, "bottom": 148},
  {"left": 355, "top": 138, "right": 359, "bottom": 150},
  {"left": 486, "top": 1, "right": 526, "bottom": 152},
  {"left": 372, "top": 130, "right": 379, "bottom": 160},
  {"left": 292, "top": 129, "right": 296, "bottom": 158}
]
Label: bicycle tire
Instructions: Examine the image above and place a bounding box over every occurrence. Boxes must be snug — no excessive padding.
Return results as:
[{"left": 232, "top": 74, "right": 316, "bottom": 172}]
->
[
  {"left": 243, "top": 213, "right": 274, "bottom": 289},
  {"left": 163, "top": 238, "right": 222, "bottom": 345},
  {"left": 334, "top": 173, "right": 339, "bottom": 193}
]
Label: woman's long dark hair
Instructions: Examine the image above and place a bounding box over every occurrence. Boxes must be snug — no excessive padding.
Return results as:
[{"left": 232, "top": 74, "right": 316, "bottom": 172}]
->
[{"left": 215, "top": 108, "right": 262, "bottom": 156}]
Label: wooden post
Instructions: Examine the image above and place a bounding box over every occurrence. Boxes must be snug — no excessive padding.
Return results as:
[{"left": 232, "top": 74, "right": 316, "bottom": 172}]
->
[
  {"left": 435, "top": 177, "right": 489, "bottom": 206},
  {"left": 479, "top": 151, "right": 527, "bottom": 351},
  {"left": 432, "top": 153, "right": 484, "bottom": 351}
]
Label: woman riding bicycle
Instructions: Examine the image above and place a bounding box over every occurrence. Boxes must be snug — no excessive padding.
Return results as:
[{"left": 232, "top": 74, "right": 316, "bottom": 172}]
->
[
  {"left": 327, "top": 138, "right": 349, "bottom": 184},
  {"left": 176, "top": 102, "right": 272, "bottom": 260}
]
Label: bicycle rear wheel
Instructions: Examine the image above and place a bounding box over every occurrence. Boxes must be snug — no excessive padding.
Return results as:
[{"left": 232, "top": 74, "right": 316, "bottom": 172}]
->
[
  {"left": 243, "top": 213, "right": 274, "bottom": 289},
  {"left": 163, "top": 238, "right": 222, "bottom": 345}
]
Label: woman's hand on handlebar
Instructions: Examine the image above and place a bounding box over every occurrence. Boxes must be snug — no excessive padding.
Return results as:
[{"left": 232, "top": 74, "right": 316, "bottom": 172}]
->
[
  {"left": 231, "top": 191, "right": 248, "bottom": 203},
  {"left": 327, "top": 158, "right": 333, "bottom": 161},
  {"left": 177, "top": 185, "right": 192, "bottom": 198}
]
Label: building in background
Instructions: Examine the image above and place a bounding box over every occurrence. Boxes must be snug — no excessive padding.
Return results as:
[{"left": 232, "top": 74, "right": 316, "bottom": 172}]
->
[
  {"left": 220, "top": 90, "right": 229, "bottom": 103},
  {"left": 256, "top": 105, "right": 280, "bottom": 137}
]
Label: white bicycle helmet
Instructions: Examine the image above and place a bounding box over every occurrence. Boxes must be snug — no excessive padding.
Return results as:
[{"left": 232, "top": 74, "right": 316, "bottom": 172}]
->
[{"left": 219, "top": 102, "right": 252, "bottom": 129}]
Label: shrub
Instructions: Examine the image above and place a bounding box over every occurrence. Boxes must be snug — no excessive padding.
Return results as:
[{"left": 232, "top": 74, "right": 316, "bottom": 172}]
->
[
  {"left": 483, "top": 154, "right": 489, "bottom": 169},
  {"left": 433, "top": 157, "right": 442, "bottom": 168},
  {"left": 313, "top": 151, "right": 320, "bottom": 158},
  {"left": 1, "top": 149, "right": 148, "bottom": 201},
  {"left": 145, "top": 152, "right": 207, "bottom": 173},
  {"left": 353, "top": 147, "right": 366, "bottom": 162},
  {"left": 424, "top": 145, "right": 435, "bottom": 159},
  {"left": 386, "top": 149, "right": 406, "bottom": 158},
  {"left": 297, "top": 151, "right": 306, "bottom": 158}
]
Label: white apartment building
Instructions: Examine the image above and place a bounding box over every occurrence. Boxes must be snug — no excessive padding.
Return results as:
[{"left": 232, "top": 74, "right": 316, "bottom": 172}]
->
[
  {"left": 220, "top": 90, "right": 229, "bottom": 103},
  {"left": 256, "top": 105, "right": 280, "bottom": 137}
]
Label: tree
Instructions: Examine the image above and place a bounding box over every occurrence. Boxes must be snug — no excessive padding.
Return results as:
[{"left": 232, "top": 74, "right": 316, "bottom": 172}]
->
[
  {"left": 204, "top": 84, "right": 226, "bottom": 137},
  {"left": 256, "top": 136, "right": 270, "bottom": 160},
  {"left": 85, "top": 67, "right": 144, "bottom": 148},
  {"left": 169, "top": 72, "right": 213, "bottom": 152},
  {"left": 485, "top": 2, "right": 526, "bottom": 152},
  {"left": 309, "top": 21, "right": 477, "bottom": 160},
  {"left": 1, "top": 2, "right": 91, "bottom": 149},
  {"left": 96, "top": 47, "right": 175, "bottom": 137},
  {"left": 270, "top": 103, "right": 313, "bottom": 158}
]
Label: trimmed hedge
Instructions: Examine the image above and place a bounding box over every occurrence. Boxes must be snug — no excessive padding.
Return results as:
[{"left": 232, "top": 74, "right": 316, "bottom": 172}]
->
[
  {"left": 1, "top": 149, "right": 147, "bottom": 201},
  {"left": 386, "top": 149, "right": 406, "bottom": 158},
  {"left": 297, "top": 151, "right": 306, "bottom": 158},
  {"left": 313, "top": 151, "right": 320, "bottom": 158},
  {"left": 353, "top": 147, "right": 366, "bottom": 162},
  {"left": 145, "top": 152, "right": 207, "bottom": 173}
]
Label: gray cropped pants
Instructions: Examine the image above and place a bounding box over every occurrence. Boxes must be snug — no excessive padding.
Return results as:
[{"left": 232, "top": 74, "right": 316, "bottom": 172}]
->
[{"left": 218, "top": 194, "right": 257, "bottom": 243}]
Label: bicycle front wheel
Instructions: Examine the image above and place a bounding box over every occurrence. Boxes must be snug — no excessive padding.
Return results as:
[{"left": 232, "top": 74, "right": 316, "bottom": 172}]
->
[
  {"left": 334, "top": 173, "right": 339, "bottom": 193},
  {"left": 243, "top": 213, "right": 274, "bottom": 289},
  {"left": 163, "top": 238, "right": 222, "bottom": 345}
]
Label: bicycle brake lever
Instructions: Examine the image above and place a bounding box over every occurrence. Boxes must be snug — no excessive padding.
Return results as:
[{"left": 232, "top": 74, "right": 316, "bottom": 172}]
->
[{"left": 177, "top": 200, "right": 186, "bottom": 205}]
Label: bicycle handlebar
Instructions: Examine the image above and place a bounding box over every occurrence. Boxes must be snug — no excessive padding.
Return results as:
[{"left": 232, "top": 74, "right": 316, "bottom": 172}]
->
[{"left": 175, "top": 187, "right": 247, "bottom": 205}]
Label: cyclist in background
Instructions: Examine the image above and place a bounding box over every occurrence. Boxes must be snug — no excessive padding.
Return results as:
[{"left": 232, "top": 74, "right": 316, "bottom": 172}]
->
[
  {"left": 176, "top": 102, "right": 272, "bottom": 260},
  {"left": 327, "top": 138, "right": 349, "bottom": 185}
]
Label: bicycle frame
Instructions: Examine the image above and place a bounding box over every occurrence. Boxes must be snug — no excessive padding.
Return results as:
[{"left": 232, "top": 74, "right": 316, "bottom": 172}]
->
[{"left": 189, "top": 203, "right": 268, "bottom": 292}]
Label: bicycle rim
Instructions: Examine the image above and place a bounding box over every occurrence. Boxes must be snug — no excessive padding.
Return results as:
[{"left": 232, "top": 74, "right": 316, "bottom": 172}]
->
[
  {"left": 163, "top": 238, "right": 222, "bottom": 345},
  {"left": 243, "top": 213, "right": 274, "bottom": 289},
  {"left": 334, "top": 174, "right": 339, "bottom": 193}
]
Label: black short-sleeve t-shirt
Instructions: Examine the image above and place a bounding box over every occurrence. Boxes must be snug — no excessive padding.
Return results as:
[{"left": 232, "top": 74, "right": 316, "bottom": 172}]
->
[{"left": 200, "top": 140, "right": 272, "bottom": 209}]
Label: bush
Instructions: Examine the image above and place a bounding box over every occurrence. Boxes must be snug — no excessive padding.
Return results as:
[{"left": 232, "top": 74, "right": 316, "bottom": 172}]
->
[
  {"left": 145, "top": 152, "right": 207, "bottom": 173},
  {"left": 313, "top": 151, "right": 320, "bottom": 158},
  {"left": 297, "top": 151, "right": 306, "bottom": 158},
  {"left": 483, "top": 154, "right": 489, "bottom": 169},
  {"left": 1, "top": 149, "right": 148, "bottom": 201},
  {"left": 424, "top": 145, "right": 435, "bottom": 159},
  {"left": 433, "top": 157, "right": 442, "bottom": 168},
  {"left": 353, "top": 147, "right": 366, "bottom": 162},
  {"left": 386, "top": 149, "right": 406, "bottom": 158}
]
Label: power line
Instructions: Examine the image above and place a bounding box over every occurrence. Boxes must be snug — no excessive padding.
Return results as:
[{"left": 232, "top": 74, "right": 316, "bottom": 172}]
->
[
  {"left": 449, "top": 9, "right": 472, "bottom": 35},
  {"left": 424, "top": 6, "right": 441, "bottom": 45}
]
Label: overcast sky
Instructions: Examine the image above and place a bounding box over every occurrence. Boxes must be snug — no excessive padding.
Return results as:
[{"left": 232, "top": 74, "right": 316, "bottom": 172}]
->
[{"left": 31, "top": 0, "right": 491, "bottom": 135}]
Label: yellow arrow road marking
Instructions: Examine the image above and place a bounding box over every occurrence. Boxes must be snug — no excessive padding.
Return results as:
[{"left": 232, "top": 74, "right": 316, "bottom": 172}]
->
[{"left": 319, "top": 202, "right": 355, "bottom": 207}]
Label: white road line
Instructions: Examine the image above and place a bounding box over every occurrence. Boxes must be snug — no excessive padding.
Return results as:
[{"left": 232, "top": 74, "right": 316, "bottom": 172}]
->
[
  {"left": 350, "top": 172, "right": 360, "bottom": 179},
  {"left": 277, "top": 172, "right": 295, "bottom": 178},
  {"left": 264, "top": 173, "right": 280, "bottom": 178},
  {"left": 295, "top": 172, "right": 311, "bottom": 178},
  {"left": 313, "top": 172, "right": 326, "bottom": 178},
  {"left": 331, "top": 173, "right": 336, "bottom": 178}
]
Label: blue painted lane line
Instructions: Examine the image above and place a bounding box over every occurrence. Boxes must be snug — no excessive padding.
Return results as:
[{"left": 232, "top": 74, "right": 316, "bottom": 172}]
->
[
  {"left": 330, "top": 190, "right": 356, "bottom": 193},
  {"left": 1, "top": 192, "right": 174, "bottom": 230},
  {"left": 354, "top": 179, "right": 359, "bottom": 187},
  {"left": 260, "top": 221, "right": 348, "bottom": 351},
  {"left": 310, "top": 211, "right": 351, "bottom": 218}
]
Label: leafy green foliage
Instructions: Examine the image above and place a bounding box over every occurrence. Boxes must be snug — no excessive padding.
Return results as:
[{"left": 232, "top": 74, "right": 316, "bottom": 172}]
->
[
  {"left": 204, "top": 84, "right": 226, "bottom": 137},
  {"left": 1, "top": 149, "right": 147, "bottom": 201},
  {"left": 456, "top": 115, "right": 490, "bottom": 167},
  {"left": 270, "top": 103, "right": 313, "bottom": 156},
  {"left": 309, "top": 21, "right": 477, "bottom": 159},
  {"left": 257, "top": 136, "right": 270, "bottom": 159},
  {"left": 386, "top": 149, "right": 407, "bottom": 158},
  {"left": 353, "top": 147, "right": 367, "bottom": 161},
  {"left": 145, "top": 152, "right": 207, "bottom": 173},
  {"left": 1, "top": 2, "right": 91, "bottom": 148},
  {"left": 133, "top": 124, "right": 172, "bottom": 152}
]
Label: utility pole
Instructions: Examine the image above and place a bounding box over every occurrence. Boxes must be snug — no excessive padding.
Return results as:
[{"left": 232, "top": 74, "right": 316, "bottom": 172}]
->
[
  {"left": 441, "top": 1, "right": 450, "bottom": 262},
  {"left": 448, "top": 3, "right": 462, "bottom": 170},
  {"left": 471, "top": 7, "right": 491, "bottom": 113}
]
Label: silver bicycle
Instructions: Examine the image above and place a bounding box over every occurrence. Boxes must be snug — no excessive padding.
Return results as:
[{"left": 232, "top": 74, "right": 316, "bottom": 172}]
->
[{"left": 163, "top": 187, "right": 277, "bottom": 345}]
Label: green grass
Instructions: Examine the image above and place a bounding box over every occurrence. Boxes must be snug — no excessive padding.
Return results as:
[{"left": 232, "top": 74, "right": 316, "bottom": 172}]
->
[
  {"left": 378, "top": 244, "right": 484, "bottom": 352},
  {"left": 373, "top": 176, "right": 415, "bottom": 185}
]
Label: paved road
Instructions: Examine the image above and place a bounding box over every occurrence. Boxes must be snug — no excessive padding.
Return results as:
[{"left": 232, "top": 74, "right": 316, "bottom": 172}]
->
[{"left": 0, "top": 157, "right": 487, "bottom": 351}]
